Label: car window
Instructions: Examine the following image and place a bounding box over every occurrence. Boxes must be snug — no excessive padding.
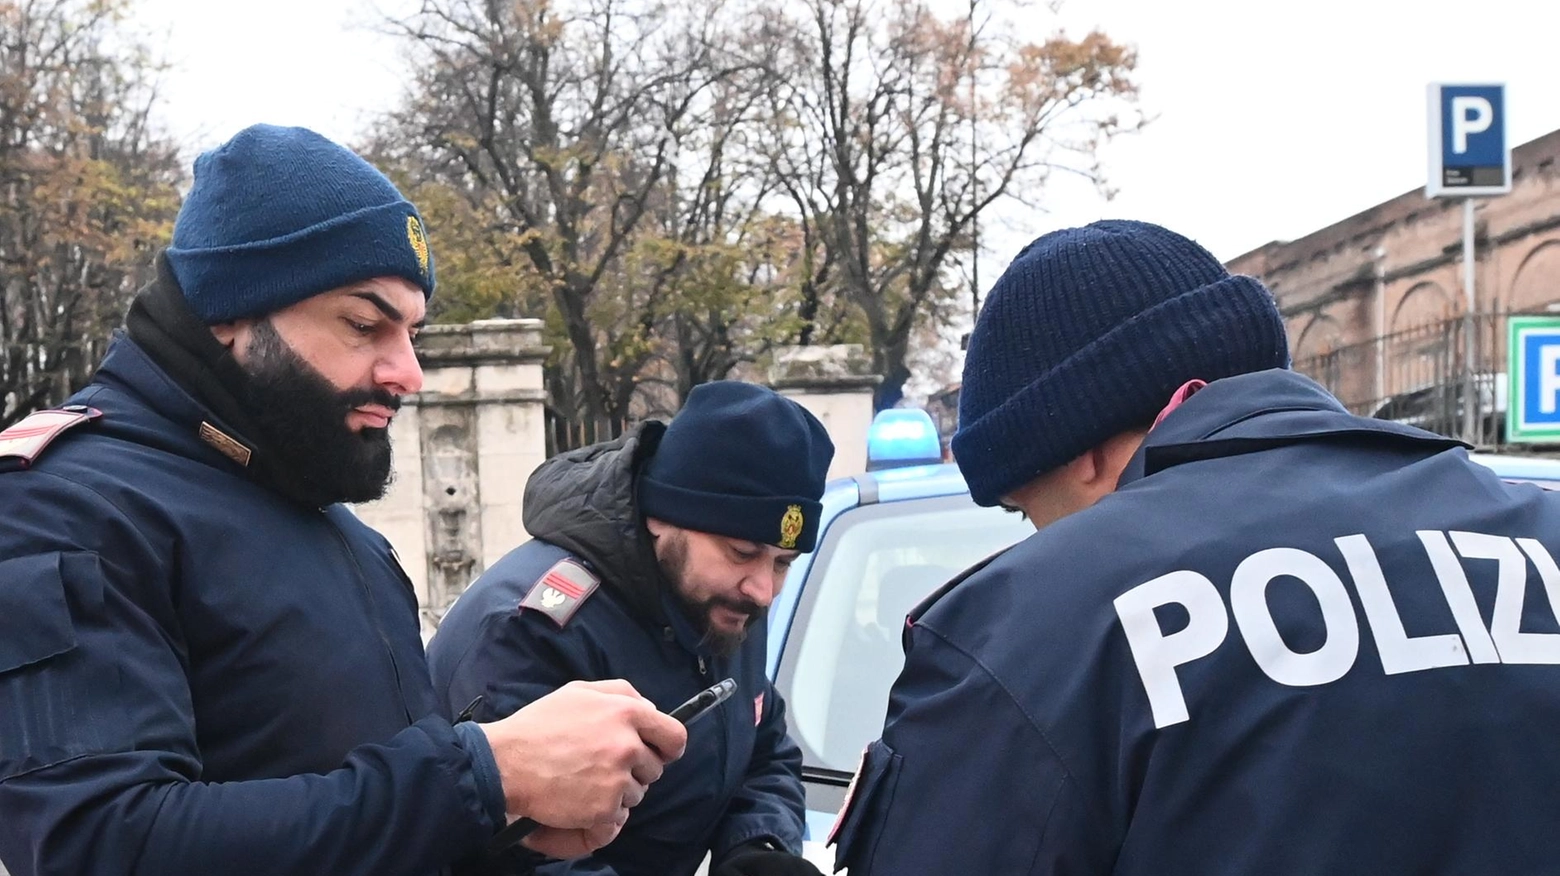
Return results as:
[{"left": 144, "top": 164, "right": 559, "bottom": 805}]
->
[{"left": 777, "top": 494, "right": 1032, "bottom": 772}]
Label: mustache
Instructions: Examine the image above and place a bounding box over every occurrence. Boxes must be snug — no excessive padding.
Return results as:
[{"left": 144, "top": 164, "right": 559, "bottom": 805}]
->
[
  {"left": 707, "top": 596, "right": 764, "bottom": 618},
  {"left": 339, "top": 387, "right": 402, "bottom": 412}
]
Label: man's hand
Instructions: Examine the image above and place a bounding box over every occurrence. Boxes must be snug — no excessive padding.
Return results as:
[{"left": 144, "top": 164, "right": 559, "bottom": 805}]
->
[
  {"left": 711, "top": 844, "right": 824, "bottom": 876},
  {"left": 480, "top": 679, "right": 687, "bottom": 835},
  {"left": 521, "top": 821, "right": 625, "bottom": 861}
]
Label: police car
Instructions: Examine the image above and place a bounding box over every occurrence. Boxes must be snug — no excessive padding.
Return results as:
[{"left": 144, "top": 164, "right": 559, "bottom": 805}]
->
[{"left": 763, "top": 411, "right": 1560, "bottom": 870}]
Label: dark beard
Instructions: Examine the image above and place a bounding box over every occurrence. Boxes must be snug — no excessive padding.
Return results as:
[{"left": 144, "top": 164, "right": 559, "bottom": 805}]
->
[
  {"left": 240, "top": 319, "right": 400, "bottom": 506},
  {"left": 658, "top": 531, "right": 761, "bottom": 658}
]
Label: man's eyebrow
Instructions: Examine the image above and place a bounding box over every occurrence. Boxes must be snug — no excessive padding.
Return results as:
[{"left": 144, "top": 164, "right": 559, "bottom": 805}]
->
[{"left": 349, "top": 291, "right": 426, "bottom": 329}]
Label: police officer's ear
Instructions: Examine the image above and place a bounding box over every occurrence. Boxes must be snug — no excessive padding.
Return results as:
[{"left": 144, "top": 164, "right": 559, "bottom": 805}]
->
[
  {"left": 1075, "top": 428, "right": 1150, "bottom": 492},
  {"left": 644, "top": 517, "right": 673, "bottom": 540},
  {"left": 1003, "top": 428, "right": 1149, "bottom": 530},
  {"left": 209, "top": 320, "right": 256, "bottom": 364}
]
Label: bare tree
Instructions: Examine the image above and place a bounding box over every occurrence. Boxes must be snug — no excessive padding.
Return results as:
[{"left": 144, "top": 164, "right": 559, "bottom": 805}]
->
[
  {"left": 374, "top": 0, "right": 764, "bottom": 422},
  {"left": 761, "top": 0, "right": 1143, "bottom": 409},
  {"left": 0, "top": 0, "right": 182, "bottom": 429},
  {"left": 632, "top": 53, "right": 819, "bottom": 407},
  {"left": 374, "top": 0, "right": 1141, "bottom": 422}
]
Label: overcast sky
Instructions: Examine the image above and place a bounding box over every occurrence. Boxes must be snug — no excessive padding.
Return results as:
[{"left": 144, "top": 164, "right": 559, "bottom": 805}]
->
[{"left": 133, "top": 0, "right": 1560, "bottom": 267}]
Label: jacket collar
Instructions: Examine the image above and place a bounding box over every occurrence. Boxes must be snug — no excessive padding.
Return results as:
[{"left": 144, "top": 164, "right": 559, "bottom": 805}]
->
[{"left": 1118, "top": 369, "right": 1468, "bottom": 488}]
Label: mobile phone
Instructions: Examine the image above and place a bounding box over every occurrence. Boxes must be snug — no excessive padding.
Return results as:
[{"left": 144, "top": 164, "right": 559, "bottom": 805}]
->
[
  {"left": 669, "top": 678, "right": 737, "bottom": 725},
  {"left": 486, "top": 678, "right": 740, "bottom": 856}
]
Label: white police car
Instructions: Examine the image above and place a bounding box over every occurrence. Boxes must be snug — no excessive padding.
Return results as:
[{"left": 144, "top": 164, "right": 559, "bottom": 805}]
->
[{"left": 764, "top": 411, "right": 1560, "bottom": 870}]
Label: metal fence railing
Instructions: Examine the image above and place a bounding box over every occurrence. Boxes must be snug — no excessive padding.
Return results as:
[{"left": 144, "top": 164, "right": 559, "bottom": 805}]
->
[
  {"left": 544, "top": 407, "right": 634, "bottom": 457},
  {"left": 1293, "top": 308, "right": 1532, "bottom": 449}
]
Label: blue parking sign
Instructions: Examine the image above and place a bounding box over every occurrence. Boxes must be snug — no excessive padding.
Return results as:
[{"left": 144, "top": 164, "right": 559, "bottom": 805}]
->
[
  {"left": 1507, "top": 316, "right": 1560, "bottom": 442},
  {"left": 1427, "top": 83, "right": 1511, "bottom": 197}
]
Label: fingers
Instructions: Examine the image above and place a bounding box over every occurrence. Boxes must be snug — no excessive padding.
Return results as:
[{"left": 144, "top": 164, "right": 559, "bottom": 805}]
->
[
  {"left": 587, "top": 819, "right": 623, "bottom": 848},
  {"left": 630, "top": 703, "right": 688, "bottom": 762},
  {"left": 629, "top": 748, "right": 665, "bottom": 786},
  {"left": 568, "top": 678, "right": 685, "bottom": 762},
  {"left": 523, "top": 824, "right": 616, "bottom": 860},
  {"left": 522, "top": 816, "right": 627, "bottom": 859},
  {"left": 621, "top": 780, "right": 646, "bottom": 810},
  {"left": 574, "top": 678, "right": 643, "bottom": 699}
]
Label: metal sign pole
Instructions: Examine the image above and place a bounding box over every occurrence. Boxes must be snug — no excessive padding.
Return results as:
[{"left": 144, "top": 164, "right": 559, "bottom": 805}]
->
[
  {"left": 1462, "top": 197, "right": 1477, "bottom": 444},
  {"left": 1426, "top": 82, "right": 1508, "bottom": 445}
]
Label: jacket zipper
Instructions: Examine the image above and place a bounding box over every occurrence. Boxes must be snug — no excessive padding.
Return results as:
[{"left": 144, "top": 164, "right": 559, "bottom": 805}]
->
[{"left": 323, "top": 511, "right": 416, "bottom": 725}]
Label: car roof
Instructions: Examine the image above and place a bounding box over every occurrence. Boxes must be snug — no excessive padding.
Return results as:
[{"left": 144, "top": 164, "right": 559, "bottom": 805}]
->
[
  {"left": 833, "top": 454, "right": 1560, "bottom": 502},
  {"left": 828, "top": 462, "right": 969, "bottom": 505},
  {"left": 1469, "top": 452, "right": 1560, "bottom": 484},
  {"left": 768, "top": 464, "right": 976, "bottom": 669}
]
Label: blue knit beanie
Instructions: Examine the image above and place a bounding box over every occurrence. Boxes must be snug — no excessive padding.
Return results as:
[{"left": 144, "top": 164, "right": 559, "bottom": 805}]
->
[
  {"left": 640, "top": 382, "right": 836, "bottom": 552},
  {"left": 166, "top": 124, "right": 435, "bottom": 324},
  {"left": 952, "top": 220, "right": 1290, "bottom": 507}
]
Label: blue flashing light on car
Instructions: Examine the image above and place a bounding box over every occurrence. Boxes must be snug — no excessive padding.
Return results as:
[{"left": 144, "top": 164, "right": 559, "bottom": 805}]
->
[{"left": 865, "top": 408, "right": 943, "bottom": 471}]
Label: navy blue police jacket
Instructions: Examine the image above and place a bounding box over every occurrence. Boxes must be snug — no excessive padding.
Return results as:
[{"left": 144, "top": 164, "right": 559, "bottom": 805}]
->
[
  {"left": 428, "top": 423, "right": 806, "bottom": 876},
  {"left": 0, "top": 336, "right": 502, "bottom": 876},
  {"left": 833, "top": 368, "right": 1560, "bottom": 875}
]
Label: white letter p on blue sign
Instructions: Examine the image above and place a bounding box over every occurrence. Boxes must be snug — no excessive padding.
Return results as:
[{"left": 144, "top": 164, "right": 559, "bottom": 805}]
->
[
  {"left": 1451, "top": 96, "right": 1493, "bottom": 154},
  {"left": 1508, "top": 318, "right": 1560, "bottom": 442},
  {"left": 1542, "top": 346, "right": 1560, "bottom": 415},
  {"left": 1428, "top": 83, "right": 1510, "bottom": 197}
]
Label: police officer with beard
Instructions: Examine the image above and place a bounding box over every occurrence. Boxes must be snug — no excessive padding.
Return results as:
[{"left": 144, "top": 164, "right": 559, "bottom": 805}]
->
[
  {"left": 0, "top": 125, "right": 685, "bottom": 876},
  {"left": 429, "top": 382, "right": 833, "bottom": 876}
]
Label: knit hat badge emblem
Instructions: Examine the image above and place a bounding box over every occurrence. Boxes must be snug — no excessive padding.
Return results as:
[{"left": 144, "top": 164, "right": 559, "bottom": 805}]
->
[
  {"left": 779, "top": 505, "right": 804, "bottom": 550},
  {"left": 407, "top": 216, "right": 430, "bottom": 279}
]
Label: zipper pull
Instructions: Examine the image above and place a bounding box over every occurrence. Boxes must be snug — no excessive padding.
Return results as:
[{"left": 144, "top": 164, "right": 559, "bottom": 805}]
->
[{"left": 697, "top": 656, "right": 708, "bottom": 676}]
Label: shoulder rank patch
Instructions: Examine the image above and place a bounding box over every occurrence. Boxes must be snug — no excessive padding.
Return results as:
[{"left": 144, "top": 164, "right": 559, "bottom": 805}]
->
[
  {"left": 0, "top": 407, "right": 101, "bottom": 470},
  {"left": 519, "top": 559, "right": 600, "bottom": 627},
  {"left": 827, "top": 744, "right": 872, "bottom": 846}
]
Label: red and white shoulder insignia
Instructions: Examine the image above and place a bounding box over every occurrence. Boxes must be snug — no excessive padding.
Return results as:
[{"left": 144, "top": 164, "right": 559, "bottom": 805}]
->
[
  {"left": 0, "top": 407, "right": 101, "bottom": 470},
  {"left": 827, "top": 744, "right": 872, "bottom": 846},
  {"left": 519, "top": 558, "right": 600, "bottom": 627}
]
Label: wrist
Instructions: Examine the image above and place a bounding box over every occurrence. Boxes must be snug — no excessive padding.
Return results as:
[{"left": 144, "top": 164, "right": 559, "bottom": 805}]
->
[
  {"left": 474, "top": 720, "right": 534, "bottom": 822},
  {"left": 453, "top": 720, "right": 507, "bottom": 829}
]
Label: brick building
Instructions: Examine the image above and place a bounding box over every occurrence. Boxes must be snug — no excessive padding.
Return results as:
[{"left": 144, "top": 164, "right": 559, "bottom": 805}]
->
[{"left": 1227, "top": 128, "right": 1560, "bottom": 445}]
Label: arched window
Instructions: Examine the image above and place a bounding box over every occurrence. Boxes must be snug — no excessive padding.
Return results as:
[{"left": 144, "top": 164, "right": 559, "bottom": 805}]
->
[
  {"left": 1509, "top": 240, "right": 1560, "bottom": 314},
  {"left": 1391, "top": 281, "right": 1454, "bottom": 332}
]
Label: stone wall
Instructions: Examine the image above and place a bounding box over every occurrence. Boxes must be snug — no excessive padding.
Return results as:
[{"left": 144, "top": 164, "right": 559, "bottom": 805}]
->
[
  {"left": 353, "top": 319, "right": 550, "bottom": 634},
  {"left": 768, "top": 344, "right": 882, "bottom": 480},
  {"left": 354, "top": 332, "right": 881, "bottom": 635}
]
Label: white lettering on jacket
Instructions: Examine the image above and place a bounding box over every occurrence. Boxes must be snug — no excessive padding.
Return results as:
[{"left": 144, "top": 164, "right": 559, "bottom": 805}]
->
[{"left": 1114, "top": 532, "right": 1560, "bottom": 729}]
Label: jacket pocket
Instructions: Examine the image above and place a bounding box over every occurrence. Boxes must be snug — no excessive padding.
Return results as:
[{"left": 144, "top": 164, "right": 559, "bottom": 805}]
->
[
  {"left": 828, "top": 738, "right": 903, "bottom": 873},
  {"left": 0, "top": 552, "right": 100, "bottom": 779},
  {"left": 0, "top": 553, "right": 79, "bottom": 674}
]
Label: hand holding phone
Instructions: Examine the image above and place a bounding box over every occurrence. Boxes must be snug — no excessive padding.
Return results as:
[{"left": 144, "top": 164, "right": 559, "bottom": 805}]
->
[{"left": 487, "top": 678, "right": 738, "bottom": 857}]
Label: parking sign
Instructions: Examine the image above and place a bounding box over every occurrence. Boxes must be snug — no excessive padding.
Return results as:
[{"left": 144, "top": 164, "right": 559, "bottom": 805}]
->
[
  {"left": 1507, "top": 316, "right": 1560, "bottom": 442},
  {"left": 1427, "top": 84, "right": 1511, "bottom": 197}
]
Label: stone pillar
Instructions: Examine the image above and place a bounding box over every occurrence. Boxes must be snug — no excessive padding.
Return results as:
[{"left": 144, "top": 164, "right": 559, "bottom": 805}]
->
[
  {"left": 768, "top": 344, "right": 882, "bottom": 480},
  {"left": 354, "top": 318, "right": 551, "bottom": 635}
]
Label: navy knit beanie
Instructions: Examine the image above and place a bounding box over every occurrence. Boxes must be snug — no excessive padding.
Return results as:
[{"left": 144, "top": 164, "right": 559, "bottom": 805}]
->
[
  {"left": 640, "top": 382, "right": 836, "bottom": 552},
  {"left": 952, "top": 219, "right": 1290, "bottom": 507},
  {"left": 166, "top": 124, "right": 435, "bottom": 324}
]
